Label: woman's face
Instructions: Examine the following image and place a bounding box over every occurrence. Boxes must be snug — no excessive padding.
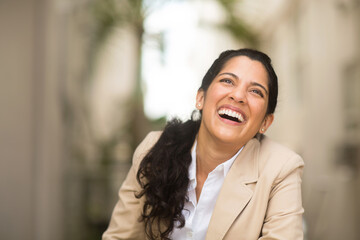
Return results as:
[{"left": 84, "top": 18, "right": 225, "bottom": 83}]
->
[{"left": 197, "top": 56, "right": 274, "bottom": 147}]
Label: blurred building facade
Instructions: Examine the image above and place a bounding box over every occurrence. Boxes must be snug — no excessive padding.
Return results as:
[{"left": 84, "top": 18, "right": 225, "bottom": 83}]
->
[
  {"left": 1, "top": 0, "right": 359, "bottom": 240},
  {"left": 1, "top": 0, "right": 65, "bottom": 239},
  {"left": 242, "top": 0, "right": 360, "bottom": 239}
]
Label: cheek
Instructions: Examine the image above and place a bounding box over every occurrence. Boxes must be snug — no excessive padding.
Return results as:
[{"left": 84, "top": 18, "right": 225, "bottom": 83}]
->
[
  {"left": 249, "top": 100, "right": 268, "bottom": 119},
  {"left": 203, "top": 87, "right": 224, "bottom": 107}
]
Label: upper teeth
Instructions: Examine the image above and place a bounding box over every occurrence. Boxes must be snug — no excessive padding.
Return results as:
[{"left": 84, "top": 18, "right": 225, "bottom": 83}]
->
[{"left": 218, "top": 108, "right": 244, "bottom": 122}]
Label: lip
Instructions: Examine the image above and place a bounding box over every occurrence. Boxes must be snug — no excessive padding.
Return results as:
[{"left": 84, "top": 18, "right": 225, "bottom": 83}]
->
[{"left": 217, "top": 104, "right": 247, "bottom": 125}]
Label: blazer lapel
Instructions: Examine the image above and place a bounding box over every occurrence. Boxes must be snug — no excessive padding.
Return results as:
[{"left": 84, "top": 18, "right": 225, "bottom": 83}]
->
[{"left": 205, "top": 138, "right": 260, "bottom": 240}]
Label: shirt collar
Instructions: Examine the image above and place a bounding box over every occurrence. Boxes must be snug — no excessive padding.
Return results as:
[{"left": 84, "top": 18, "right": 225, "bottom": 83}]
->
[{"left": 189, "top": 140, "right": 197, "bottom": 184}]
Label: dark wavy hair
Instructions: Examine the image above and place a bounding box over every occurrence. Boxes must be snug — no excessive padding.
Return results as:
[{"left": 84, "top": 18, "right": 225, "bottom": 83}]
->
[{"left": 136, "top": 48, "right": 278, "bottom": 240}]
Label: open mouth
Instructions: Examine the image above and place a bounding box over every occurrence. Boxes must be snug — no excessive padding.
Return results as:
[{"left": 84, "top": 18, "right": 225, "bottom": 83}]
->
[{"left": 218, "top": 108, "right": 245, "bottom": 123}]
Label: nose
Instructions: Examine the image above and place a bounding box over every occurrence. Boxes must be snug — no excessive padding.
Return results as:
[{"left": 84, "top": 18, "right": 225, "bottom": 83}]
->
[{"left": 229, "top": 87, "right": 247, "bottom": 104}]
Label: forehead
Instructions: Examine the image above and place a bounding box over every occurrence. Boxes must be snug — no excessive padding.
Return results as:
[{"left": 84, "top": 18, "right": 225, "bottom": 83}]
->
[{"left": 219, "top": 56, "right": 269, "bottom": 87}]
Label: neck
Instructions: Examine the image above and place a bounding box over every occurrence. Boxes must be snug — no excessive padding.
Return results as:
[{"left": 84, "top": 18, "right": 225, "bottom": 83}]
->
[{"left": 196, "top": 128, "right": 244, "bottom": 176}]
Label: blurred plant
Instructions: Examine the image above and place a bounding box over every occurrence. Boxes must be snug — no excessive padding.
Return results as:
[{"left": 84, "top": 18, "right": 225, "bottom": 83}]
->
[
  {"left": 62, "top": 1, "right": 166, "bottom": 239},
  {"left": 216, "top": 0, "right": 259, "bottom": 47},
  {"left": 72, "top": 0, "right": 258, "bottom": 168},
  {"left": 90, "top": 0, "right": 146, "bottom": 158},
  {"left": 88, "top": 0, "right": 174, "bottom": 155},
  {"left": 63, "top": 0, "right": 167, "bottom": 170}
]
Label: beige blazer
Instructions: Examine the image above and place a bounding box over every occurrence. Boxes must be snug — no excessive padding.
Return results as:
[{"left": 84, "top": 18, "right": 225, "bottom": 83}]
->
[{"left": 103, "top": 131, "right": 304, "bottom": 240}]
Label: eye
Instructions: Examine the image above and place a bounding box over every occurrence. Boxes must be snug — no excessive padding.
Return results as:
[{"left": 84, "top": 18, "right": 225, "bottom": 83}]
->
[
  {"left": 220, "top": 78, "right": 234, "bottom": 85},
  {"left": 250, "top": 89, "right": 264, "bottom": 98}
]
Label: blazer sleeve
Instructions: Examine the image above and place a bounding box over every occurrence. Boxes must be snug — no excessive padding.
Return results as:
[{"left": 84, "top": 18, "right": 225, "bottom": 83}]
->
[
  {"left": 102, "top": 132, "right": 159, "bottom": 240},
  {"left": 259, "top": 155, "right": 305, "bottom": 240}
]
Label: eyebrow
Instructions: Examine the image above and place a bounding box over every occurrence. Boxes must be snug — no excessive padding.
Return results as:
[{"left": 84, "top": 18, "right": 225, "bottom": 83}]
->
[
  {"left": 251, "top": 82, "right": 268, "bottom": 95},
  {"left": 218, "top": 72, "right": 269, "bottom": 95}
]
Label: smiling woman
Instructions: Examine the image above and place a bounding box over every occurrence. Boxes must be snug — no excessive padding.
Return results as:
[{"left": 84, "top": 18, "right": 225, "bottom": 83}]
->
[
  {"left": 102, "top": 49, "right": 304, "bottom": 240},
  {"left": 196, "top": 56, "right": 274, "bottom": 154}
]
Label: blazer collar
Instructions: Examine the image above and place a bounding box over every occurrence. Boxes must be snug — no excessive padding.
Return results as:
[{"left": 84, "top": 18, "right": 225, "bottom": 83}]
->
[{"left": 205, "top": 137, "right": 260, "bottom": 240}]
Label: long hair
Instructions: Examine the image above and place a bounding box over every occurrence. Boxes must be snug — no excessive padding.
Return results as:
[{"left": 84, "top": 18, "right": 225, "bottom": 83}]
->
[{"left": 136, "top": 48, "right": 278, "bottom": 239}]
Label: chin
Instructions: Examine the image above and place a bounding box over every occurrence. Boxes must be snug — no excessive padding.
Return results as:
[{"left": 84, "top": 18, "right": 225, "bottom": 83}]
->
[{"left": 214, "top": 131, "right": 243, "bottom": 145}]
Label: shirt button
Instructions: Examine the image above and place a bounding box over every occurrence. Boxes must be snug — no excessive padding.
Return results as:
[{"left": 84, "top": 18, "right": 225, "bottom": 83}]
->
[{"left": 187, "top": 230, "right": 193, "bottom": 239}]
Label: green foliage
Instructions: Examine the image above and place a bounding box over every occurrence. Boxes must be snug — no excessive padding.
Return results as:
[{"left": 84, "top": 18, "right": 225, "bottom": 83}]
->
[
  {"left": 217, "top": 0, "right": 259, "bottom": 46},
  {"left": 91, "top": 0, "right": 120, "bottom": 45}
]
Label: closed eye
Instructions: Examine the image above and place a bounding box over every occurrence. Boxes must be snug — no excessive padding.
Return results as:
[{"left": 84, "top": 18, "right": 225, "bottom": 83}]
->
[
  {"left": 250, "top": 89, "right": 264, "bottom": 98},
  {"left": 220, "top": 78, "right": 234, "bottom": 85}
]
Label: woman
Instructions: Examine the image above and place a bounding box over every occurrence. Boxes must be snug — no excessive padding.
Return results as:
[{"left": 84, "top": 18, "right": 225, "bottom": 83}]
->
[{"left": 103, "top": 49, "right": 304, "bottom": 240}]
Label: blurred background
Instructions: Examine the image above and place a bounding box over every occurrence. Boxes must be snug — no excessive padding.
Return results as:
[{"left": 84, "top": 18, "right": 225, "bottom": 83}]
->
[{"left": 1, "top": 0, "right": 360, "bottom": 239}]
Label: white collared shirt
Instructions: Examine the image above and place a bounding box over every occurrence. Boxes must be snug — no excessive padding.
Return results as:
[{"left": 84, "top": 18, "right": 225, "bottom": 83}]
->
[{"left": 171, "top": 141, "right": 243, "bottom": 240}]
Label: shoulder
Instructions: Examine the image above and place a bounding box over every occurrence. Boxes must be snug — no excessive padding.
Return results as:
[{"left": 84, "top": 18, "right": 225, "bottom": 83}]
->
[
  {"left": 132, "top": 131, "right": 162, "bottom": 166},
  {"left": 137, "top": 131, "right": 162, "bottom": 149},
  {"left": 257, "top": 136, "right": 304, "bottom": 182}
]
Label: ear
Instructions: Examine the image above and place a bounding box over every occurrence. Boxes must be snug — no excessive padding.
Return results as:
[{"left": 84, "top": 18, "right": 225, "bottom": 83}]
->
[
  {"left": 196, "top": 89, "right": 205, "bottom": 110},
  {"left": 259, "top": 114, "right": 274, "bottom": 134}
]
